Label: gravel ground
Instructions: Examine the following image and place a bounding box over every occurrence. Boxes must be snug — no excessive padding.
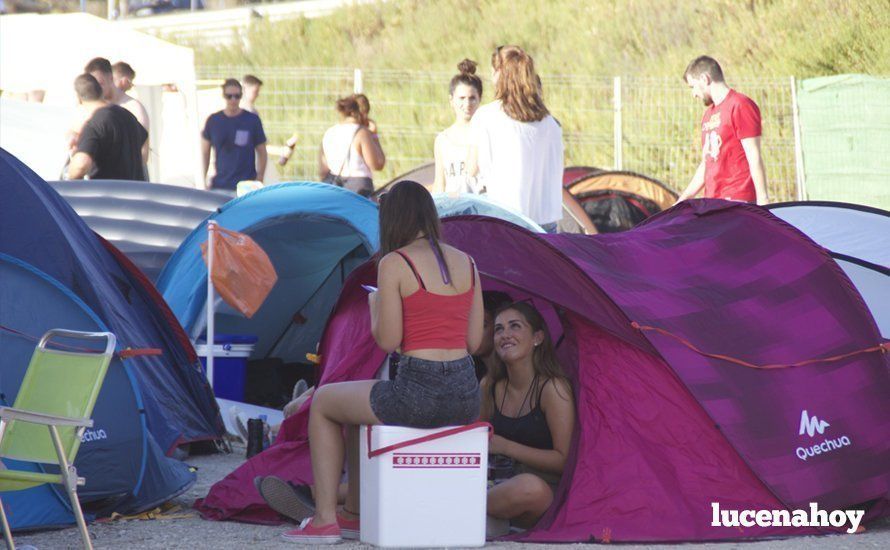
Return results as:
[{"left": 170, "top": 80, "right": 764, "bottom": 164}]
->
[{"left": 15, "top": 444, "right": 889, "bottom": 549}]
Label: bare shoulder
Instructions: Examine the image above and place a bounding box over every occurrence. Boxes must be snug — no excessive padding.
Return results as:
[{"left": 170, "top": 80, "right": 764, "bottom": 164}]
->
[
  {"left": 542, "top": 377, "right": 573, "bottom": 407},
  {"left": 379, "top": 251, "right": 407, "bottom": 271},
  {"left": 486, "top": 377, "right": 505, "bottom": 400}
]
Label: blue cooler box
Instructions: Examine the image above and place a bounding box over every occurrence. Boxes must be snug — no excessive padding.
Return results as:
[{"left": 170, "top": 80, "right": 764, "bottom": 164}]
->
[{"left": 196, "top": 334, "right": 257, "bottom": 401}]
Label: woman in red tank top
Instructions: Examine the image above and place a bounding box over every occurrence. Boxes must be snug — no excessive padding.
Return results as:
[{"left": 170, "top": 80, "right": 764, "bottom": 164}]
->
[{"left": 281, "top": 180, "right": 483, "bottom": 544}]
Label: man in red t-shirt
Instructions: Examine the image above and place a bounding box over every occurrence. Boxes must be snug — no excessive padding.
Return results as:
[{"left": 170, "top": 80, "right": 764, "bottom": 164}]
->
[{"left": 676, "top": 56, "right": 769, "bottom": 205}]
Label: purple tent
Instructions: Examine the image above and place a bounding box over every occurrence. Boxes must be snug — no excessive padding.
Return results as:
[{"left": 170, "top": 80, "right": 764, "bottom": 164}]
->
[{"left": 196, "top": 200, "right": 889, "bottom": 542}]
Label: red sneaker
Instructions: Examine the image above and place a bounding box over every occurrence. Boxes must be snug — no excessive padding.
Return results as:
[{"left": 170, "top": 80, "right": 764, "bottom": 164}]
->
[
  {"left": 281, "top": 517, "right": 341, "bottom": 544},
  {"left": 338, "top": 510, "right": 360, "bottom": 540}
]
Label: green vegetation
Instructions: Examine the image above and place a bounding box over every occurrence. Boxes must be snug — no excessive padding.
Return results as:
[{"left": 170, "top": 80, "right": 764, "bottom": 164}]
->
[
  {"left": 187, "top": 0, "right": 889, "bottom": 195},
  {"left": 196, "top": 0, "right": 890, "bottom": 76}
]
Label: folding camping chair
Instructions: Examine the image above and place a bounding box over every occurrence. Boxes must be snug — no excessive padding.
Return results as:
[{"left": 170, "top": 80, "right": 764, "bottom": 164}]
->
[{"left": 0, "top": 329, "right": 116, "bottom": 550}]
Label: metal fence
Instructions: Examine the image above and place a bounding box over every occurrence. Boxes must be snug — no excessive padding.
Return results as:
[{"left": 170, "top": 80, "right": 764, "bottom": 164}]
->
[{"left": 199, "top": 66, "right": 798, "bottom": 201}]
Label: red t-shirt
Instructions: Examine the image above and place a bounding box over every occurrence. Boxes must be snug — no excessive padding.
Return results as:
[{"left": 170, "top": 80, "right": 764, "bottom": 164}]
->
[{"left": 699, "top": 89, "right": 761, "bottom": 202}]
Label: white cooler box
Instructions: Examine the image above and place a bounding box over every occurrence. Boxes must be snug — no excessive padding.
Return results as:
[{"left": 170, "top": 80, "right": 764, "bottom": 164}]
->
[{"left": 360, "top": 423, "right": 490, "bottom": 547}]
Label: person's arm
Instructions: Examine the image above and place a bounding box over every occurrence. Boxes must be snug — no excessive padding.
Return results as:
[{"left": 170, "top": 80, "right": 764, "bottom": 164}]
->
[
  {"left": 254, "top": 143, "right": 267, "bottom": 183},
  {"left": 66, "top": 130, "right": 80, "bottom": 154},
  {"left": 318, "top": 144, "right": 330, "bottom": 179},
  {"left": 675, "top": 160, "right": 706, "bottom": 204},
  {"left": 70, "top": 121, "right": 100, "bottom": 180},
  {"left": 562, "top": 188, "right": 597, "bottom": 235},
  {"left": 135, "top": 101, "right": 150, "bottom": 164},
  {"left": 465, "top": 259, "right": 484, "bottom": 354},
  {"left": 253, "top": 117, "right": 267, "bottom": 182},
  {"left": 432, "top": 134, "right": 446, "bottom": 193},
  {"left": 369, "top": 253, "right": 404, "bottom": 352},
  {"left": 489, "top": 378, "right": 575, "bottom": 475},
  {"left": 67, "top": 108, "right": 89, "bottom": 154},
  {"left": 201, "top": 138, "right": 212, "bottom": 189},
  {"left": 67, "top": 152, "right": 93, "bottom": 180},
  {"left": 358, "top": 127, "right": 386, "bottom": 171},
  {"left": 741, "top": 136, "right": 769, "bottom": 205}
]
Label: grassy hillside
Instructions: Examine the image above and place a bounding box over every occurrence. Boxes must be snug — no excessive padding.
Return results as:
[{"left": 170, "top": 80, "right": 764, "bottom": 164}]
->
[
  {"left": 195, "top": 0, "right": 890, "bottom": 77},
  {"left": 187, "top": 0, "right": 889, "bottom": 194}
]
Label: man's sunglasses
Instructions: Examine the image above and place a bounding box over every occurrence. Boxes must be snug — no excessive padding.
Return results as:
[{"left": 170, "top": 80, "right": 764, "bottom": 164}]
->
[{"left": 224, "top": 93, "right": 242, "bottom": 100}]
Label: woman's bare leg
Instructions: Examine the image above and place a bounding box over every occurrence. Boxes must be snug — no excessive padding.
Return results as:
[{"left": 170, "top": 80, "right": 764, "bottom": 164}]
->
[
  {"left": 487, "top": 473, "right": 553, "bottom": 526},
  {"left": 308, "top": 380, "right": 380, "bottom": 528},
  {"left": 308, "top": 483, "right": 348, "bottom": 504}
]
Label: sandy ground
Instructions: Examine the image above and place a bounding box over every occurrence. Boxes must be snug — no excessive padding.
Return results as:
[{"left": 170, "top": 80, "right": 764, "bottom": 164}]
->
[{"left": 15, "top": 443, "right": 890, "bottom": 549}]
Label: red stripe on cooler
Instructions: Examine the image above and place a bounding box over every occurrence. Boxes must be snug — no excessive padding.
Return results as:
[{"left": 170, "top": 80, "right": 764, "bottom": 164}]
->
[{"left": 392, "top": 454, "right": 481, "bottom": 467}]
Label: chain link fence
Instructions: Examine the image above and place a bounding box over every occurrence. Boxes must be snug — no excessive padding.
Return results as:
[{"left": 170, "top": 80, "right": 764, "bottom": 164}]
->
[{"left": 199, "top": 66, "right": 797, "bottom": 201}]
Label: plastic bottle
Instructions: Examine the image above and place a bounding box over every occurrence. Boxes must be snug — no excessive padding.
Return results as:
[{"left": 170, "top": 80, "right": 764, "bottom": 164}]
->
[
  {"left": 246, "top": 418, "right": 264, "bottom": 458},
  {"left": 259, "top": 414, "right": 270, "bottom": 450}
]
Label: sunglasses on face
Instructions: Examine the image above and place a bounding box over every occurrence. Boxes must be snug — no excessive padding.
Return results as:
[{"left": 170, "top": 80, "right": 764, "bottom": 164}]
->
[{"left": 224, "top": 93, "right": 242, "bottom": 100}]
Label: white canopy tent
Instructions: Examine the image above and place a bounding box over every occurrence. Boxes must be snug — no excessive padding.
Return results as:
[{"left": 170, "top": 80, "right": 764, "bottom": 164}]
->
[
  {"left": 0, "top": 13, "right": 202, "bottom": 185},
  {"left": 766, "top": 201, "right": 890, "bottom": 268},
  {"left": 766, "top": 201, "right": 889, "bottom": 339},
  {"left": 833, "top": 254, "right": 889, "bottom": 339}
]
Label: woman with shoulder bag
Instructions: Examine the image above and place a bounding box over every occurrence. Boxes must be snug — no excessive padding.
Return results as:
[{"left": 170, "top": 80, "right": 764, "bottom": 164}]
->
[{"left": 319, "top": 95, "right": 385, "bottom": 197}]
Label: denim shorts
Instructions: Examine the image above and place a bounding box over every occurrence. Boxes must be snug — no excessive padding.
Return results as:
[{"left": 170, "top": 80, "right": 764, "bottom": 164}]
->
[{"left": 370, "top": 355, "right": 480, "bottom": 428}]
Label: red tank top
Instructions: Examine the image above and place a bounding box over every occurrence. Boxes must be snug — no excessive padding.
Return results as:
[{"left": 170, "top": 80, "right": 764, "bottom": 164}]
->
[{"left": 396, "top": 250, "right": 476, "bottom": 352}]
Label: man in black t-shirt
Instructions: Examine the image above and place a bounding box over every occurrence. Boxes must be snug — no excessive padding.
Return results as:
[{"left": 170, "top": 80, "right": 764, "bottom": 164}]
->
[{"left": 67, "top": 74, "right": 147, "bottom": 181}]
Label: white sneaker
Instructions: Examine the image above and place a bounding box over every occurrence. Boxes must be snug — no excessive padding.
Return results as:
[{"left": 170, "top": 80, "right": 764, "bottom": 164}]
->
[
  {"left": 228, "top": 406, "right": 249, "bottom": 442},
  {"left": 292, "top": 379, "right": 309, "bottom": 402},
  {"left": 486, "top": 515, "right": 510, "bottom": 539}
]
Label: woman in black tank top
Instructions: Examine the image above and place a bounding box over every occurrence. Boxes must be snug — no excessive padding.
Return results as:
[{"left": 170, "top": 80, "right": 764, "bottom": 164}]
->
[{"left": 479, "top": 301, "right": 575, "bottom": 532}]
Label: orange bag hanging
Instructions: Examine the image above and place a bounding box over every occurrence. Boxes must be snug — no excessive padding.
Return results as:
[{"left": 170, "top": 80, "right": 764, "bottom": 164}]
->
[{"left": 200, "top": 226, "right": 278, "bottom": 319}]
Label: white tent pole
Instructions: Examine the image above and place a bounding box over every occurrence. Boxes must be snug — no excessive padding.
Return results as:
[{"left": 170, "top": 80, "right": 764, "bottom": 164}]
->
[
  {"left": 354, "top": 69, "right": 364, "bottom": 94},
  {"left": 206, "top": 220, "right": 217, "bottom": 388},
  {"left": 613, "top": 76, "right": 623, "bottom": 171},
  {"left": 790, "top": 76, "right": 807, "bottom": 201}
]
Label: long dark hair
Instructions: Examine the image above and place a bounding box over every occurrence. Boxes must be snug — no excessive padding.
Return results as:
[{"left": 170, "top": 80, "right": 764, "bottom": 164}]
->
[
  {"left": 378, "top": 180, "right": 451, "bottom": 283},
  {"left": 488, "top": 301, "right": 569, "bottom": 393},
  {"left": 449, "top": 58, "right": 483, "bottom": 97}
]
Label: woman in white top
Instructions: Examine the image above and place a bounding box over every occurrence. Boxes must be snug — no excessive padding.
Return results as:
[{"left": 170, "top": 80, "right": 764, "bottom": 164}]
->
[
  {"left": 319, "top": 96, "right": 385, "bottom": 197},
  {"left": 469, "top": 45, "right": 596, "bottom": 234},
  {"left": 433, "top": 59, "right": 483, "bottom": 195}
]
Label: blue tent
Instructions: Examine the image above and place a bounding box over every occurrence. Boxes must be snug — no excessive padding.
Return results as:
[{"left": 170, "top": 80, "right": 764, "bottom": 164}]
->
[
  {"left": 433, "top": 193, "right": 544, "bottom": 233},
  {"left": 158, "top": 183, "right": 380, "bottom": 366},
  {"left": 0, "top": 149, "right": 222, "bottom": 530}
]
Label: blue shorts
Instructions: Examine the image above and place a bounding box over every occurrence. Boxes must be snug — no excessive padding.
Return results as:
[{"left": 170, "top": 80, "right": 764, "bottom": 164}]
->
[{"left": 370, "top": 355, "right": 480, "bottom": 428}]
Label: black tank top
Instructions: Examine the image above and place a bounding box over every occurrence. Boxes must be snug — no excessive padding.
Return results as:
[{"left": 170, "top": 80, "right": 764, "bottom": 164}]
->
[{"left": 490, "top": 376, "right": 553, "bottom": 450}]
